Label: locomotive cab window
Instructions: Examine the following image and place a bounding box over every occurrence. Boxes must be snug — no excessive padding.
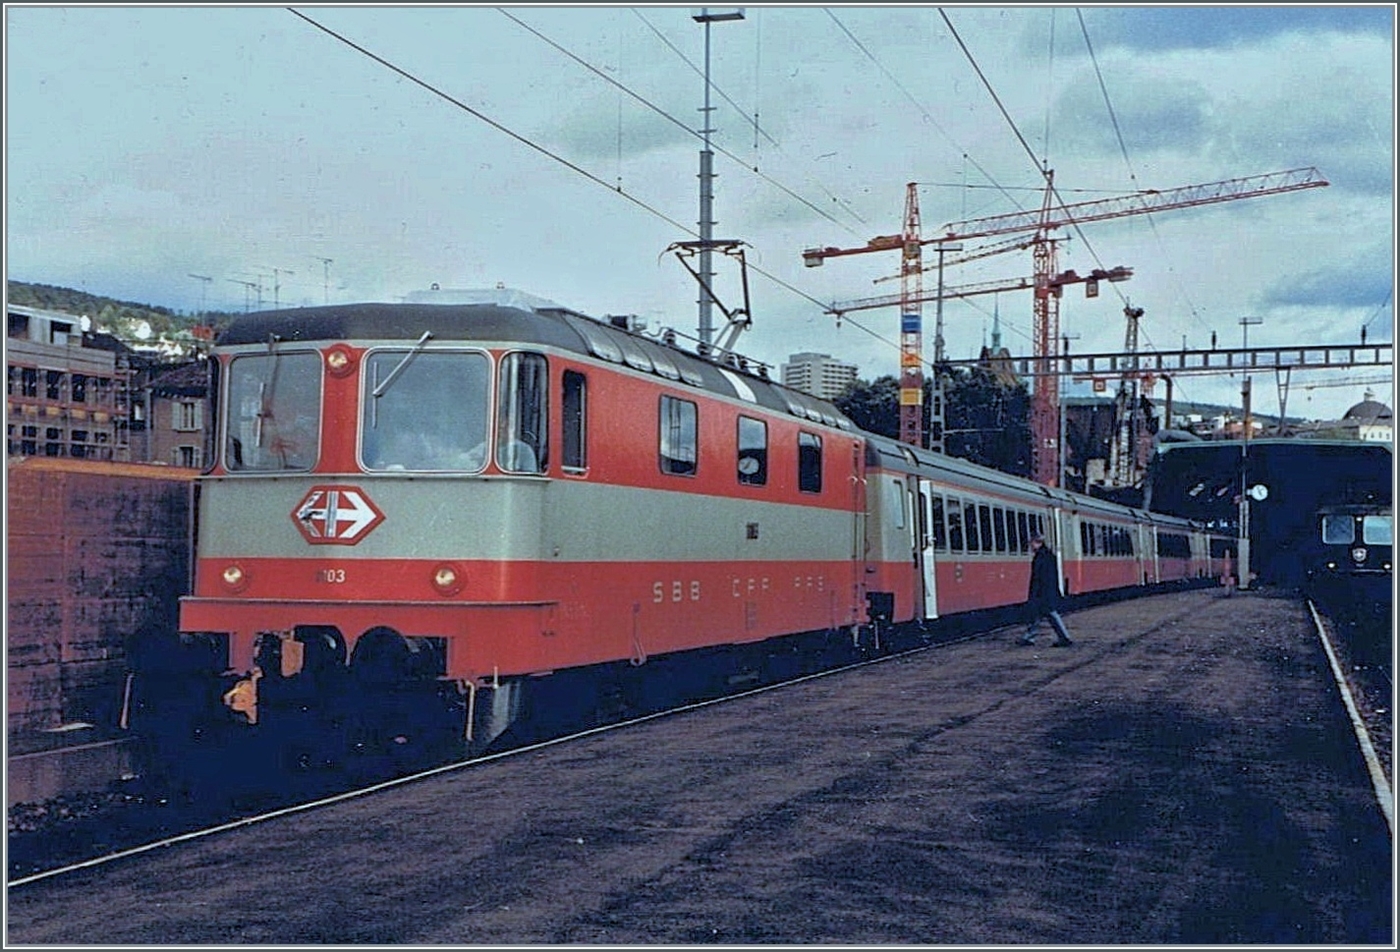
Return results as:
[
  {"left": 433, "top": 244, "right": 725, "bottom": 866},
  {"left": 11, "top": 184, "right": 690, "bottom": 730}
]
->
[
  {"left": 660, "top": 395, "right": 697, "bottom": 476},
  {"left": 737, "top": 416, "right": 767, "bottom": 485},
  {"left": 562, "top": 370, "right": 586, "bottom": 473},
  {"left": 1363, "top": 515, "right": 1392, "bottom": 545},
  {"left": 361, "top": 350, "right": 490, "bottom": 472},
  {"left": 226, "top": 350, "right": 322, "bottom": 471},
  {"left": 497, "top": 352, "right": 548, "bottom": 474},
  {"left": 798, "top": 432, "right": 822, "bottom": 493},
  {"left": 1322, "top": 515, "right": 1355, "bottom": 545}
]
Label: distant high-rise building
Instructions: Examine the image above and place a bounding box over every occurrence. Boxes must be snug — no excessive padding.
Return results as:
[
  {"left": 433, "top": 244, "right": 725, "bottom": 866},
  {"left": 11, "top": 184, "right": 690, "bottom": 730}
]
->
[{"left": 781, "top": 352, "right": 858, "bottom": 400}]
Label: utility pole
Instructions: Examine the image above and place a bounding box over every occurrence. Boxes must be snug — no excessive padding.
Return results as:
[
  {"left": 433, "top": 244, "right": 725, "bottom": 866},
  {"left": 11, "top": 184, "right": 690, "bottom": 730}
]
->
[
  {"left": 692, "top": 7, "right": 744, "bottom": 351},
  {"left": 929, "top": 241, "right": 963, "bottom": 454},
  {"left": 267, "top": 267, "right": 295, "bottom": 309},
  {"left": 1060, "top": 332, "right": 1080, "bottom": 490},
  {"left": 228, "top": 279, "right": 259, "bottom": 314},
  {"left": 187, "top": 274, "right": 212, "bottom": 317},
  {"left": 314, "top": 257, "right": 334, "bottom": 305},
  {"left": 1237, "top": 315, "right": 1262, "bottom": 591}
]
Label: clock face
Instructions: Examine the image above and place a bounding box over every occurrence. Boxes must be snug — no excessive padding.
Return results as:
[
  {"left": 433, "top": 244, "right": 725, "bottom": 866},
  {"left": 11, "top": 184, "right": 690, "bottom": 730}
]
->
[{"left": 1248, "top": 484, "right": 1269, "bottom": 502}]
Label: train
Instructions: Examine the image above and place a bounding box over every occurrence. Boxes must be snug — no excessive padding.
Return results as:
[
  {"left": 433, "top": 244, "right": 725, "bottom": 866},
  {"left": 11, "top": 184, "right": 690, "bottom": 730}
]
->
[
  {"left": 128, "top": 291, "right": 1233, "bottom": 778},
  {"left": 1304, "top": 500, "right": 1393, "bottom": 621}
]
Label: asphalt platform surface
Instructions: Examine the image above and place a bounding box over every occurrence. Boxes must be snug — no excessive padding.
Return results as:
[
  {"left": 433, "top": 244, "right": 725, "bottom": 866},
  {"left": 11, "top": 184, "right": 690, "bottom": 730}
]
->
[{"left": 6, "top": 588, "right": 1391, "bottom": 944}]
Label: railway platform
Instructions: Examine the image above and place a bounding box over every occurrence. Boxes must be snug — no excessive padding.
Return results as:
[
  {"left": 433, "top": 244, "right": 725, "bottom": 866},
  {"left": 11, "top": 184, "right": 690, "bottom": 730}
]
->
[{"left": 6, "top": 587, "right": 1392, "bottom": 944}]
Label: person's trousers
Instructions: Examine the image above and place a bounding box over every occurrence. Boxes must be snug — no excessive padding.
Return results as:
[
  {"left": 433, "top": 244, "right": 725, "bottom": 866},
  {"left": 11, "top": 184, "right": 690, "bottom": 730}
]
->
[{"left": 1025, "top": 610, "right": 1071, "bottom": 643}]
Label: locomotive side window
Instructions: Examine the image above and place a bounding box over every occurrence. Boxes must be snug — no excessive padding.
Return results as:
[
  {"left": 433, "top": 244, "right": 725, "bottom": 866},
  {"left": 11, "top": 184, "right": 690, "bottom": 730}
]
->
[
  {"left": 1362, "top": 515, "right": 1392, "bottom": 545},
  {"left": 562, "top": 370, "right": 586, "bottom": 473},
  {"left": 737, "top": 416, "right": 767, "bottom": 485},
  {"left": 946, "top": 497, "right": 965, "bottom": 552},
  {"left": 660, "top": 395, "right": 697, "bottom": 476},
  {"left": 497, "top": 352, "right": 548, "bottom": 474},
  {"left": 226, "top": 351, "right": 322, "bottom": 472},
  {"left": 1321, "top": 515, "right": 1355, "bottom": 545},
  {"left": 798, "top": 432, "right": 822, "bottom": 493},
  {"left": 361, "top": 350, "right": 490, "bottom": 472}
]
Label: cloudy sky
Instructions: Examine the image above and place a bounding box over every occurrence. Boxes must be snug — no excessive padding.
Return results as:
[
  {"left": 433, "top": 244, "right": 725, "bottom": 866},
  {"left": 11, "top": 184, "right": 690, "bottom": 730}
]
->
[{"left": 6, "top": 5, "right": 1394, "bottom": 419}]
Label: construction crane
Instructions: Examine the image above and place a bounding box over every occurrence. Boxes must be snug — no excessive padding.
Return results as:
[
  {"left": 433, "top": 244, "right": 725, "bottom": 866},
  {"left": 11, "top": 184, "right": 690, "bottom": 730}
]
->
[
  {"left": 800, "top": 183, "right": 927, "bottom": 445},
  {"left": 1107, "top": 303, "right": 1147, "bottom": 489},
  {"left": 804, "top": 166, "right": 1329, "bottom": 484}
]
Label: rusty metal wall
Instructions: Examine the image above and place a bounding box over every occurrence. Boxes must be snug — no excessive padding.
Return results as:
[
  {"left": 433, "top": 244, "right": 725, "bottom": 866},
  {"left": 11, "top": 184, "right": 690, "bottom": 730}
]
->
[{"left": 7, "top": 458, "right": 195, "bottom": 737}]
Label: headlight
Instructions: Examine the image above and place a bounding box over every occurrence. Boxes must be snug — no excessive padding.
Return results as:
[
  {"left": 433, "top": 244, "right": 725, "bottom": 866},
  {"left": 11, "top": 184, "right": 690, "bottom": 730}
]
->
[
  {"left": 432, "top": 563, "right": 463, "bottom": 595},
  {"left": 220, "top": 563, "right": 250, "bottom": 592}
]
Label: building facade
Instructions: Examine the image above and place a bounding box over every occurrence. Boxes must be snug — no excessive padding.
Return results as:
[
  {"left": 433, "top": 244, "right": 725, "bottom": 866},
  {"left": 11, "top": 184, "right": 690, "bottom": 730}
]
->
[
  {"left": 780, "top": 352, "right": 858, "bottom": 401},
  {"left": 6, "top": 305, "right": 134, "bottom": 461}
]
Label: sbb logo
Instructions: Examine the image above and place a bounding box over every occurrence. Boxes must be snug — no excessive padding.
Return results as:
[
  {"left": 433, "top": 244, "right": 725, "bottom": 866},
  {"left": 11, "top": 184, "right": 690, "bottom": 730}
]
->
[{"left": 292, "top": 485, "right": 385, "bottom": 545}]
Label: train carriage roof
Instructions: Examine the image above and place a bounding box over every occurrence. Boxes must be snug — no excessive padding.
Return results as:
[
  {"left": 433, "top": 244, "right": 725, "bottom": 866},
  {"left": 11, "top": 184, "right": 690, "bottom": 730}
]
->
[
  {"left": 866, "top": 430, "right": 1204, "bottom": 528},
  {"left": 215, "top": 300, "right": 856, "bottom": 432}
]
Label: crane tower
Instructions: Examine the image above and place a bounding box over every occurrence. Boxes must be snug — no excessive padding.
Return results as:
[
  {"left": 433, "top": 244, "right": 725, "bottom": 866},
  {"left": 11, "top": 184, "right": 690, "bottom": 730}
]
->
[{"left": 804, "top": 166, "right": 1329, "bottom": 484}]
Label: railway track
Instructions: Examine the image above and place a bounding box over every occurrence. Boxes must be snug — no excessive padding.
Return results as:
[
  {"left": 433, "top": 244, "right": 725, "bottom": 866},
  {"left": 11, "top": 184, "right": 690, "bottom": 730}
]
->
[{"left": 1308, "top": 599, "right": 1393, "bottom": 833}]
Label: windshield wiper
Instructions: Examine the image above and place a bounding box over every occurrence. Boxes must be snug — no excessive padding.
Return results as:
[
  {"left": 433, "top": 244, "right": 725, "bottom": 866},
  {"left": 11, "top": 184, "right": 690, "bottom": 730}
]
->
[
  {"left": 371, "top": 331, "right": 433, "bottom": 427},
  {"left": 255, "top": 333, "right": 282, "bottom": 448}
]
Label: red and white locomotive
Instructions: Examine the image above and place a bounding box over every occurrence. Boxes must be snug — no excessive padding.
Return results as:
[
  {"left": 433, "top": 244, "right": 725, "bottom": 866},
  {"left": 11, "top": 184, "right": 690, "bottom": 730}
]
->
[{"left": 167, "top": 291, "right": 1227, "bottom": 760}]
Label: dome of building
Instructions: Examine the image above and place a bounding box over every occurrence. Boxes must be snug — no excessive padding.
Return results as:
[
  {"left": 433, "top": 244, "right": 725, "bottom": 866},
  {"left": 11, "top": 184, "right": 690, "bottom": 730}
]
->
[{"left": 1342, "top": 389, "right": 1393, "bottom": 424}]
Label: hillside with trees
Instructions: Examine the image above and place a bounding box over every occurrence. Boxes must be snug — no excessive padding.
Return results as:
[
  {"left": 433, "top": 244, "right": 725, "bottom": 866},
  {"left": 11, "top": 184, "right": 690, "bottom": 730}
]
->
[{"left": 7, "top": 280, "right": 237, "bottom": 340}]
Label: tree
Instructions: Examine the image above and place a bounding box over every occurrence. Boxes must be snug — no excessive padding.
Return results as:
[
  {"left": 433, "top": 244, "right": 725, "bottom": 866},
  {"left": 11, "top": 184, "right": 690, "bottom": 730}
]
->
[{"left": 835, "top": 367, "right": 1032, "bottom": 477}]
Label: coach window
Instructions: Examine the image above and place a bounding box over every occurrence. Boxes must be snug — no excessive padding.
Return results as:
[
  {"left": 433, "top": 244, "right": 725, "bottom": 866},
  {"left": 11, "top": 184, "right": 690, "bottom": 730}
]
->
[
  {"left": 660, "top": 395, "right": 698, "bottom": 476},
  {"left": 227, "top": 350, "right": 322, "bottom": 472},
  {"left": 497, "top": 353, "right": 549, "bottom": 474},
  {"left": 886, "top": 478, "right": 906, "bottom": 530},
  {"left": 964, "top": 498, "right": 981, "bottom": 552},
  {"left": 737, "top": 416, "right": 767, "bottom": 485},
  {"left": 931, "top": 494, "right": 947, "bottom": 550},
  {"left": 362, "top": 350, "right": 490, "bottom": 473},
  {"left": 979, "top": 505, "right": 995, "bottom": 554},
  {"left": 1015, "top": 511, "right": 1029, "bottom": 552},
  {"left": 798, "top": 432, "right": 822, "bottom": 493},
  {"left": 561, "top": 370, "right": 587, "bottom": 473},
  {"left": 946, "top": 497, "right": 964, "bottom": 552},
  {"left": 993, "top": 507, "right": 1008, "bottom": 553}
]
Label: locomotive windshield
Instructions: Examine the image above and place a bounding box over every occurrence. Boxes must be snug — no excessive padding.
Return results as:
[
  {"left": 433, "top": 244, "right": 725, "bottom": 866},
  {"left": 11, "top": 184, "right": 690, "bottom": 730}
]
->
[
  {"left": 1363, "top": 515, "right": 1392, "bottom": 546},
  {"left": 361, "top": 349, "right": 490, "bottom": 472},
  {"left": 225, "top": 351, "right": 322, "bottom": 471}
]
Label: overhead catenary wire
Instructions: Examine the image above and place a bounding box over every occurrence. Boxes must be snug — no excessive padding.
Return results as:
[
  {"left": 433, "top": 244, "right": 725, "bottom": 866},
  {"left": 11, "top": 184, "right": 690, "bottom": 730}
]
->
[
  {"left": 287, "top": 6, "right": 905, "bottom": 360},
  {"left": 828, "top": 9, "right": 1030, "bottom": 217},
  {"left": 1075, "top": 8, "right": 1212, "bottom": 340},
  {"left": 499, "top": 8, "right": 863, "bottom": 237},
  {"left": 632, "top": 8, "right": 862, "bottom": 229}
]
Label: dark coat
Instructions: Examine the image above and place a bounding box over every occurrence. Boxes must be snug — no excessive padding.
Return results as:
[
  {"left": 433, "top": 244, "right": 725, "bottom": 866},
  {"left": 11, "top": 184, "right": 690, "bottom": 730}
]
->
[{"left": 1026, "top": 545, "right": 1061, "bottom": 613}]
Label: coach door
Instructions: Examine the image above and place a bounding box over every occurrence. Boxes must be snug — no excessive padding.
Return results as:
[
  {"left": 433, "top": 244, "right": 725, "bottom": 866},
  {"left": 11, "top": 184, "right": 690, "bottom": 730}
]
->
[{"left": 917, "top": 479, "right": 939, "bottom": 619}]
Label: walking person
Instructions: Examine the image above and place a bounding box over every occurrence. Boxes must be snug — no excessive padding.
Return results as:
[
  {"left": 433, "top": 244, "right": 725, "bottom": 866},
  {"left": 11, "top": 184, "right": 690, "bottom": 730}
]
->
[{"left": 1019, "top": 533, "right": 1074, "bottom": 647}]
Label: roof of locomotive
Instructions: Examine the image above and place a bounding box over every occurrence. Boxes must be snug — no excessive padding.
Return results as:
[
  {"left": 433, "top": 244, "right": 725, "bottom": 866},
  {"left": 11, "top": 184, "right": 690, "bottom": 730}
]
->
[{"left": 214, "top": 301, "right": 856, "bottom": 431}]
